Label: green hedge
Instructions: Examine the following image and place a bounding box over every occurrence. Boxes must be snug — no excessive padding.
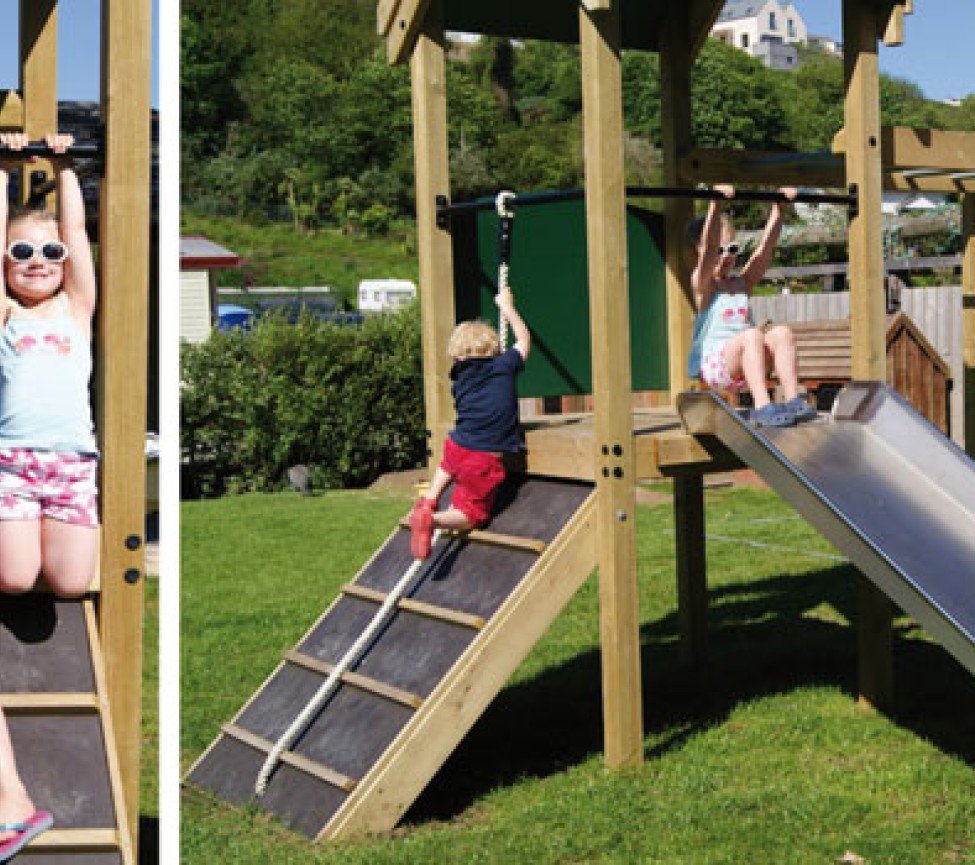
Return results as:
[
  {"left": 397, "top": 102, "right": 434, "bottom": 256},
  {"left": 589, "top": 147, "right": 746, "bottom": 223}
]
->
[{"left": 180, "top": 305, "right": 425, "bottom": 497}]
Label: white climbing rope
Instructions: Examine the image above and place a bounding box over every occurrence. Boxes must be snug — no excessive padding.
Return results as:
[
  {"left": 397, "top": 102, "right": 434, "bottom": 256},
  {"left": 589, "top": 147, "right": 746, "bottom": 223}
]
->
[
  {"left": 254, "top": 529, "right": 443, "bottom": 795},
  {"left": 495, "top": 190, "right": 516, "bottom": 352}
]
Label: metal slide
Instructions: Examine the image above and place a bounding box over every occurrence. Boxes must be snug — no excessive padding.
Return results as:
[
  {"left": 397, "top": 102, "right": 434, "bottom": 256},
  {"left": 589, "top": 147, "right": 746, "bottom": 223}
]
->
[{"left": 678, "top": 382, "right": 975, "bottom": 676}]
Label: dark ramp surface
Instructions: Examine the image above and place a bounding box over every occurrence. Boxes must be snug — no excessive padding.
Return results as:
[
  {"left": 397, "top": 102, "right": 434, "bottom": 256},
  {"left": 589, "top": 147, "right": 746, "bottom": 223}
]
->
[
  {"left": 187, "top": 475, "right": 596, "bottom": 839},
  {"left": 0, "top": 596, "right": 131, "bottom": 864},
  {"left": 678, "top": 382, "right": 975, "bottom": 676}
]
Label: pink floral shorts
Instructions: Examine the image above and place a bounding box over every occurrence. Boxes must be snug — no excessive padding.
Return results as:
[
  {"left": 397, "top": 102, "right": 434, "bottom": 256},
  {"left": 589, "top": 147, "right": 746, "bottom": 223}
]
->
[
  {"left": 700, "top": 346, "right": 746, "bottom": 391},
  {"left": 0, "top": 448, "right": 99, "bottom": 527}
]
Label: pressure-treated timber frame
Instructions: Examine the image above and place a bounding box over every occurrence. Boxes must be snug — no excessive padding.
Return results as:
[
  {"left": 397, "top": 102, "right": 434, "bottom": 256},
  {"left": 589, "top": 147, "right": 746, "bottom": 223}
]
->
[
  {"left": 385, "top": 0, "right": 974, "bottom": 768},
  {"left": 6, "top": 0, "right": 152, "bottom": 853}
]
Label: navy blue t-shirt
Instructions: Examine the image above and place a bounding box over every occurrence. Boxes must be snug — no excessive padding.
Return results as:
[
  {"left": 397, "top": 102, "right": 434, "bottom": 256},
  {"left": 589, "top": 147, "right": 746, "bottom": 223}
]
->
[{"left": 449, "top": 347, "right": 525, "bottom": 453}]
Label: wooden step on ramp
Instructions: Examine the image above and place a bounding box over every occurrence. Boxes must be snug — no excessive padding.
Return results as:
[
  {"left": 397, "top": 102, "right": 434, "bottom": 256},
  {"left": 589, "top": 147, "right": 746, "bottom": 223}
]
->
[
  {"left": 186, "top": 475, "right": 597, "bottom": 840},
  {"left": 0, "top": 594, "right": 133, "bottom": 864}
]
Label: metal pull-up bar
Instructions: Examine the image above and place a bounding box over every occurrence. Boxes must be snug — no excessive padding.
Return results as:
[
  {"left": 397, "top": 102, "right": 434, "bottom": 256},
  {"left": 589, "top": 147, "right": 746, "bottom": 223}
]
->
[
  {"left": 437, "top": 184, "right": 858, "bottom": 226},
  {"left": 0, "top": 141, "right": 101, "bottom": 159}
]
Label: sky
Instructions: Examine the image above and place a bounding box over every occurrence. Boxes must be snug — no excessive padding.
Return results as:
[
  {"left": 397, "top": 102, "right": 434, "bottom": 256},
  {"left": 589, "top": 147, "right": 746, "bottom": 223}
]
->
[
  {"left": 792, "top": 0, "right": 973, "bottom": 102},
  {"left": 0, "top": 0, "right": 160, "bottom": 107}
]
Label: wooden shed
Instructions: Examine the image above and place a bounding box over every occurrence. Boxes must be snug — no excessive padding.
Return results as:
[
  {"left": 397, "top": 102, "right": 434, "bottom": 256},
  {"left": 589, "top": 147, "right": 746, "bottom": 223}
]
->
[{"left": 773, "top": 312, "right": 951, "bottom": 432}]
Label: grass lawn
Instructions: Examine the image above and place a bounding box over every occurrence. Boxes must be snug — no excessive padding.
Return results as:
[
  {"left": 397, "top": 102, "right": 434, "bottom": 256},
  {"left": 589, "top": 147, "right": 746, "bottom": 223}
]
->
[{"left": 180, "top": 484, "right": 975, "bottom": 864}]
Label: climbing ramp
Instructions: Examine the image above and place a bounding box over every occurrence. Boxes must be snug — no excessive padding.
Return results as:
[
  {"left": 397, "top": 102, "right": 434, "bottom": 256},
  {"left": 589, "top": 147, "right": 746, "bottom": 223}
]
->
[
  {"left": 187, "top": 475, "right": 596, "bottom": 840},
  {"left": 0, "top": 594, "right": 133, "bottom": 864}
]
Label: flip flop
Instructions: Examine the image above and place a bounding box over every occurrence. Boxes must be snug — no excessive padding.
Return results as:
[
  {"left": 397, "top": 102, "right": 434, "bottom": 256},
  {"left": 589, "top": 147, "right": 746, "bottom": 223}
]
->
[{"left": 0, "top": 811, "right": 54, "bottom": 862}]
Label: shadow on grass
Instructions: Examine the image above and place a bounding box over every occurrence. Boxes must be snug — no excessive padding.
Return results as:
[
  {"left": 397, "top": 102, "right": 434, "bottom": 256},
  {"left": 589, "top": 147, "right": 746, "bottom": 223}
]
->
[{"left": 407, "top": 561, "right": 975, "bottom": 823}]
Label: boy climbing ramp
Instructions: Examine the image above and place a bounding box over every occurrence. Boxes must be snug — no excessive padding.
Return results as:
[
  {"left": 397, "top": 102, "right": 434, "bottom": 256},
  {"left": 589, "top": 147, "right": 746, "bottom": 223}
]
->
[{"left": 409, "top": 286, "right": 531, "bottom": 559}]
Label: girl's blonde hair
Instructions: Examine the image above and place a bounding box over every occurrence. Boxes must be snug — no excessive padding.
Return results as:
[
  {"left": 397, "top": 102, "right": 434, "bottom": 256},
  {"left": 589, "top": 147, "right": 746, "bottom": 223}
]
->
[{"left": 447, "top": 320, "right": 500, "bottom": 359}]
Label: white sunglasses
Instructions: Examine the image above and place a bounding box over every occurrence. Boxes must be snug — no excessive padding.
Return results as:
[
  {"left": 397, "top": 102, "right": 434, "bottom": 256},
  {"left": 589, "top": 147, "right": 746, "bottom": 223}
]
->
[{"left": 5, "top": 240, "right": 70, "bottom": 264}]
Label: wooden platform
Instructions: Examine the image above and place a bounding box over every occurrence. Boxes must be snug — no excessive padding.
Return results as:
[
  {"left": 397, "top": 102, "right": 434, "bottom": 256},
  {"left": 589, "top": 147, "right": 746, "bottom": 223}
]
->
[
  {"left": 187, "top": 475, "right": 599, "bottom": 840},
  {"left": 521, "top": 408, "right": 744, "bottom": 480},
  {"left": 0, "top": 595, "right": 133, "bottom": 864}
]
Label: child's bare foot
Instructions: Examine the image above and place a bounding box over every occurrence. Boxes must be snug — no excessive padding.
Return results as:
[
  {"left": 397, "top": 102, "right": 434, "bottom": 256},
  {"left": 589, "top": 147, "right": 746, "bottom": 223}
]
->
[{"left": 0, "top": 785, "right": 36, "bottom": 844}]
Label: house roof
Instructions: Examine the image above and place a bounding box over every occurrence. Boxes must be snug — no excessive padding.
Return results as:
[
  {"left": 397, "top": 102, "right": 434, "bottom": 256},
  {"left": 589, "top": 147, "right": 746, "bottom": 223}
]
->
[
  {"left": 179, "top": 235, "right": 243, "bottom": 271},
  {"left": 716, "top": 1, "right": 767, "bottom": 23}
]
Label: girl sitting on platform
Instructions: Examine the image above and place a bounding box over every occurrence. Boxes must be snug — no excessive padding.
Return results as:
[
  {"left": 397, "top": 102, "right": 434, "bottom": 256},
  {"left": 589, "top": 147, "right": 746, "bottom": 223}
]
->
[{"left": 687, "top": 183, "right": 816, "bottom": 428}]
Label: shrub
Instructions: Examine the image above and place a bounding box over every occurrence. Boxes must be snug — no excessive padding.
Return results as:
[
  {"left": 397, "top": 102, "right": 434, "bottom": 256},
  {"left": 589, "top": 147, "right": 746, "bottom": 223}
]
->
[{"left": 180, "top": 304, "right": 425, "bottom": 497}]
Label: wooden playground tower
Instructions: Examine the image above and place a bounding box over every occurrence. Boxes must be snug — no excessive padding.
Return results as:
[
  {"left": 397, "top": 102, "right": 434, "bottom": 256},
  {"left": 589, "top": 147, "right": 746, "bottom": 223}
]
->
[
  {"left": 0, "top": 1, "right": 151, "bottom": 862},
  {"left": 384, "top": 0, "right": 975, "bottom": 770}
]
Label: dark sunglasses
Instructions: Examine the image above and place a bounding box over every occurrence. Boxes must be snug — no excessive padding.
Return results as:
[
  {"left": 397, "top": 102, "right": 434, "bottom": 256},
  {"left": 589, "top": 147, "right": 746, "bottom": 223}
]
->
[
  {"left": 5, "top": 240, "right": 70, "bottom": 264},
  {"left": 718, "top": 243, "right": 741, "bottom": 256}
]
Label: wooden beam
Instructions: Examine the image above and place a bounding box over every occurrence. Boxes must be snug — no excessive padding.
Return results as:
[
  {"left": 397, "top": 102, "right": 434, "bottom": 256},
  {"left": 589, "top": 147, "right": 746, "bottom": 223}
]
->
[
  {"left": 409, "top": 0, "right": 455, "bottom": 475},
  {"left": 842, "top": 0, "right": 893, "bottom": 713},
  {"left": 674, "top": 474, "right": 708, "bottom": 669},
  {"left": 0, "top": 90, "right": 24, "bottom": 128},
  {"left": 835, "top": 126, "right": 975, "bottom": 172},
  {"left": 682, "top": 145, "right": 975, "bottom": 192},
  {"left": 963, "top": 194, "right": 975, "bottom": 457},
  {"left": 661, "top": 15, "right": 700, "bottom": 404},
  {"left": 579, "top": 0, "right": 643, "bottom": 770},
  {"left": 98, "top": 0, "right": 151, "bottom": 848},
  {"left": 19, "top": 0, "right": 58, "bottom": 206},
  {"left": 19, "top": 0, "right": 58, "bottom": 136},
  {"left": 386, "top": 0, "right": 433, "bottom": 66},
  {"left": 879, "top": 1, "right": 905, "bottom": 46},
  {"left": 688, "top": 0, "right": 727, "bottom": 56},
  {"left": 377, "top": 0, "right": 401, "bottom": 36}
]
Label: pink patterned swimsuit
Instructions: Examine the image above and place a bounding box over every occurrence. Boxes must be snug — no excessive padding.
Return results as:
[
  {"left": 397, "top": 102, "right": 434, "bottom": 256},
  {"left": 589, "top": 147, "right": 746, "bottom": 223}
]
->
[{"left": 0, "top": 298, "right": 99, "bottom": 526}]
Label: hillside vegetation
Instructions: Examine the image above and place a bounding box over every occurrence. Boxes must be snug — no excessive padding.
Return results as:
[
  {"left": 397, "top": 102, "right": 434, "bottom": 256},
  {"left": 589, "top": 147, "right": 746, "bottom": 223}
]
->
[{"left": 181, "top": 0, "right": 975, "bottom": 287}]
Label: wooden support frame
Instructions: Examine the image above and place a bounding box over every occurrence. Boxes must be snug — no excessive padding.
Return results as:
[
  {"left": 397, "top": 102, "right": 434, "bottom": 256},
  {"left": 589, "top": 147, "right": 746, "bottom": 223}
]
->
[
  {"left": 98, "top": 0, "right": 152, "bottom": 847},
  {"left": 842, "top": 0, "right": 893, "bottom": 713},
  {"left": 579, "top": 0, "right": 643, "bottom": 770},
  {"left": 409, "top": 0, "right": 456, "bottom": 473}
]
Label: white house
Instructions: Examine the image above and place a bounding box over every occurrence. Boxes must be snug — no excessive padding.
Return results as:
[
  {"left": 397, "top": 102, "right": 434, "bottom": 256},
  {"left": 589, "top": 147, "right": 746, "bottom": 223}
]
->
[
  {"left": 179, "top": 236, "right": 243, "bottom": 343},
  {"left": 711, "top": 1, "right": 809, "bottom": 70}
]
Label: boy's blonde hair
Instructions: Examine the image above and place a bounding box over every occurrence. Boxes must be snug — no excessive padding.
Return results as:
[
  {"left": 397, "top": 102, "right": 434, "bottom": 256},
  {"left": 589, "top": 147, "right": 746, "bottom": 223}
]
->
[{"left": 447, "top": 320, "right": 500, "bottom": 360}]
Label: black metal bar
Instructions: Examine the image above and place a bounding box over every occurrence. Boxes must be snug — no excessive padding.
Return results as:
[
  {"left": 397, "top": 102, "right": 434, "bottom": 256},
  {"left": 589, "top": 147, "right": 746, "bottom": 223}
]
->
[
  {"left": 27, "top": 159, "right": 104, "bottom": 201},
  {"left": 0, "top": 141, "right": 101, "bottom": 159},
  {"left": 437, "top": 184, "right": 857, "bottom": 223}
]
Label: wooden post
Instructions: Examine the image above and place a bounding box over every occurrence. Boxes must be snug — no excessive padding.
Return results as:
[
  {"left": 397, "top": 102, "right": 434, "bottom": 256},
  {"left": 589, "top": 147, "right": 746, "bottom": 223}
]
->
[
  {"left": 18, "top": 0, "right": 58, "bottom": 204},
  {"left": 842, "top": 0, "right": 893, "bottom": 712},
  {"left": 579, "top": 0, "right": 643, "bottom": 769},
  {"left": 659, "top": 10, "right": 696, "bottom": 404},
  {"left": 409, "top": 0, "right": 456, "bottom": 470},
  {"left": 98, "top": 0, "right": 151, "bottom": 844},
  {"left": 963, "top": 194, "right": 975, "bottom": 456},
  {"left": 673, "top": 473, "right": 707, "bottom": 668}
]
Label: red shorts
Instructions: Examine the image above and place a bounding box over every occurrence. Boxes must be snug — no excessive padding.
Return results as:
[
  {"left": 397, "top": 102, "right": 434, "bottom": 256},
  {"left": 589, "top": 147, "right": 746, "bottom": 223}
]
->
[{"left": 441, "top": 437, "right": 505, "bottom": 528}]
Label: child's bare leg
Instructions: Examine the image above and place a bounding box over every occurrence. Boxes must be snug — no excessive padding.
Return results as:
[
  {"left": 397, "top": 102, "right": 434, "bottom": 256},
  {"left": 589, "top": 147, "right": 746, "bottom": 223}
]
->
[
  {"left": 723, "top": 329, "right": 771, "bottom": 408},
  {"left": 40, "top": 522, "right": 97, "bottom": 599},
  {"left": 422, "top": 466, "right": 453, "bottom": 506},
  {"left": 764, "top": 325, "right": 800, "bottom": 401},
  {"left": 0, "top": 707, "right": 36, "bottom": 843},
  {"left": 0, "top": 522, "right": 42, "bottom": 595},
  {"left": 433, "top": 506, "right": 473, "bottom": 533}
]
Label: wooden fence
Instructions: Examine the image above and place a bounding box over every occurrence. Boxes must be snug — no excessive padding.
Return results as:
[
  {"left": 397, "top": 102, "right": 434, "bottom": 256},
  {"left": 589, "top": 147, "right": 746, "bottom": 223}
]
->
[{"left": 752, "top": 286, "right": 964, "bottom": 442}]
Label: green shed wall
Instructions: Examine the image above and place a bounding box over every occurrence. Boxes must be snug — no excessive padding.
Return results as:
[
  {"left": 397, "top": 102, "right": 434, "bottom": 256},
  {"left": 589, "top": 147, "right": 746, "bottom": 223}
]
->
[{"left": 451, "top": 199, "right": 669, "bottom": 399}]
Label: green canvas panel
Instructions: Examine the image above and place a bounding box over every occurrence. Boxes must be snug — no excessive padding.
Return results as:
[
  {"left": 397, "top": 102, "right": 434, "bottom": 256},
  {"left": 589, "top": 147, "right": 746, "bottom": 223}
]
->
[{"left": 452, "top": 198, "right": 669, "bottom": 398}]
